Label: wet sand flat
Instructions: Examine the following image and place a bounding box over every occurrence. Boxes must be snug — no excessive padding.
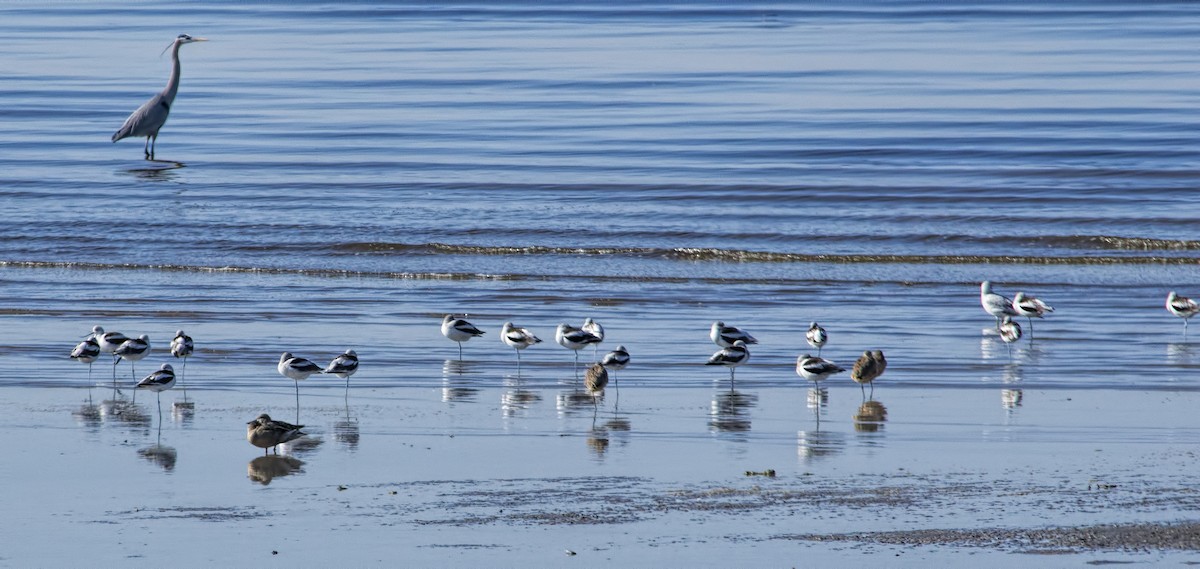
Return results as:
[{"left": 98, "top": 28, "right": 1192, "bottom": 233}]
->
[{"left": 4, "top": 379, "right": 1199, "bottom": 567}]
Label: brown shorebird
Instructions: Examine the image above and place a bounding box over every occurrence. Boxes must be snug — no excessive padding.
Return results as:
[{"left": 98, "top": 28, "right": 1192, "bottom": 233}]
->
[
  {"left": 851, "top": 350, "right": 887, "bottom": 396},
  {"left": 246, "top": 414, "right": 306, "bottom": 456}
]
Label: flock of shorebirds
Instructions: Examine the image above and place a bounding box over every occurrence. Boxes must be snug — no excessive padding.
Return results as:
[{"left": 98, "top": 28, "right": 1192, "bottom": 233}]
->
[{"left": 67, "top": 282, "right": 1200, "bottom": 455}]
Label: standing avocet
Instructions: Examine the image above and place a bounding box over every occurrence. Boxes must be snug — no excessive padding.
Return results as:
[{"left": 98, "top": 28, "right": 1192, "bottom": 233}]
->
[
  {"left": 325, "top": 349, "right": 359, "bottom": 388},
  {"left": 1012, "top": 292, "right": 1053, "bottom": 336},
  {"left": 795, "top": 354, "right": 844, "bottom": 383},
  {"left": 1167, "top": 291, "right": 1200, "bottom": 331},
  {"left": 706, "top": 340, "right": 750, "bottom": 383},
  {"left": 136, "top": 363, "right": 176, "bottom": 422},
  {"left": 70, "top": 337, "right": 102, "bottom": 382},
  {"left": 278, "top": 352, "right": 323, "bottom": 423},
  {"left": 805, "top": 322, "right": 827, "bottom": 356},
  {"left": 442, "top": 315, "right": 485, "bottom": 359},
  {"left": 501, "top": 322, "right": 542, "bottom": 364},
  {"left": 980, "top": 281, "right": 1019, "bottom": 330},
  {"left": 710, "top": 321, "right": 757, "bottom": 348}
]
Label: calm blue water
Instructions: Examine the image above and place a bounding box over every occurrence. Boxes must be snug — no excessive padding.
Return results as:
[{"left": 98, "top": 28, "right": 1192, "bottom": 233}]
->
[
  {"left": 1, "top": 1, "right": 1199, "bottom": 390},
  {"left": 4, "top": 4, "right": 1200, "bottom": 566}
]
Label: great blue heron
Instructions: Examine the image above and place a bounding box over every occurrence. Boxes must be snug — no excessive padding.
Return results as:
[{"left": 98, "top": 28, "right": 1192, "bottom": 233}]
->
[{"left": 112, "top": 34, "right": 207, "bottom": 159}]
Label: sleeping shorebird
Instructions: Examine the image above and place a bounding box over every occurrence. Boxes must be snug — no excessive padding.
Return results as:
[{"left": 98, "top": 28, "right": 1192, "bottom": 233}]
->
[
  {"left": 980, "top": 281, "right": 1019, "bottom": 330},
  {"left": 442, "top": 314, "right": 485, "bottom": 359},
  {"left": 501, "top": 322, "right": 542, "bottom": 364},
  {"left": 278, "top": 352, "right": 323, "bottom": 422},
  {"left": 90, "top": 325, "right": 130, "bottom": 382},
  {"left": 710, "top": 321, "right": 757, "bottom": 348},
  {"left": 136, "top": 363, "right": 176, "bottom": 421},
  {"left": 850, "top": 350, "right": 887, "bottom": 396},
  {"left": 805, "top": 322, "right": 827, "bottom": 356},
  {"left": 324, "top": 349, "right": 359, "bottom": 388},
  {"left": 585, "top": 363, "right": 609, "bottom": 394},
  {"left": 556, "top": 323, "right": 602, "bottom": 371},
  {"left": 706, "top": 340, "right": 749, "bottom": 383},
  {"left": 795, "top": 354, "right": 845, "bottom": 383},
  {"left": 1167, "top": 291, "right": 1200, "bottom": 331},
  {"left": 600, "top": 345, "right": 630, "bottom": 387},
  {"left": 170, "top": 330, "right": 194, "bottom": 389},
  {"left": 1012, "top": 292, "right": 1053, "bottom": 336},
  {"left": 114, "top": 334, "right": 151, "bottom": 383},
  {"left": 246, "top": 413, "right": 306, "bottom": 456},
  {"left": 70, "top": 337, "right": 102, "bottom": 382},
  {"left": 582, "top": 317, "right": 605, "bottom": 357},
  {"left": 998, "top": 317, "right": 1022, "bottom": 351},
  {"left": 90, "top": 325, "right": 130, "bottom": 357}
]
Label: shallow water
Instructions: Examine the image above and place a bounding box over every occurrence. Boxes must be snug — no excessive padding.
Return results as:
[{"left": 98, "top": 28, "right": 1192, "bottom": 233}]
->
[{"left": 1, "top": 1, "right": 1200, "bottom": 565}]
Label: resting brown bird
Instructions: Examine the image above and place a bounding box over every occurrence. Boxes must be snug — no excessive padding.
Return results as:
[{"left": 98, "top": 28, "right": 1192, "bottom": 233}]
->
[
  {"left": 246, "top": 413, "right": 305, "bottom": 456},
  {"left": 585, "top": 363, "right": 609, "bottom": 394},
  {"left": 850, "top": 350, "right": 886, "bottom": 396}
]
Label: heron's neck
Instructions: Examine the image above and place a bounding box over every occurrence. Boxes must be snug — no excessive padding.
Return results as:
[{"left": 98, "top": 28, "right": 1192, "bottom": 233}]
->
[{"left": 162, "top": 42, "right": 182, "bottom": 103}]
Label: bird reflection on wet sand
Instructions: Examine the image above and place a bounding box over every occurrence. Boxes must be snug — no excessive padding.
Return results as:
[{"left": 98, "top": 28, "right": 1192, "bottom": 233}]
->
[
  {"left": 501, "top": 373, "right": 542, "bottom": 419},
  {"left": 586, "top": 426, "right": 610, "bottom": 458},
  {"left": 709, "top": 389, "right": 757, "bottom": 435},
  {"left": 139, "top": 419, "right": 177, "bottom": 472},
  {"left": 138, "top": 443, "right": 177, "bottom": 471},
  {"left": 171, "top": 401, "right": 195, "bottom": 425},
  {"left": 853, "top": 399, "right": 888, "bottom": 433},
  {"left": 807, "top": 387, "right": 829, "bottom": 424},
  {"left": 248, "top": 455, "right": 304, "bottom": 485},
  {"left": 1167, "top": 342, "right": 1197, "bottom": 366},
  {"left": 99, "top": 392, "right": 151, "bottom": 429},
  {"left": 442, "top": 359, "right": 481, "bottom": 403},
  {"left": 1002, "top": 389, "right": 1024, "bottom": 412},
  {"left": 73, "top": 400, "right": 102, "bottom": 430},
  {"left": 556, "top": 390, "right": 603, "bottom": 416},
  {"left": 333, "top": 388, "right": 360, "bottom": 451},
  {"left": 796, "top": 429, "right": 845, "bottom": 461}
]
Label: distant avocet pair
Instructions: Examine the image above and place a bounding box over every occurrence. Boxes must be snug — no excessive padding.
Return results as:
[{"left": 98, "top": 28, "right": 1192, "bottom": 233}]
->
[
  {"left": 980, "top": 281, "right": 1054, "bottom": 337},
  {"left": 277, "top": 350, "right": 359, "bottom": 422}
]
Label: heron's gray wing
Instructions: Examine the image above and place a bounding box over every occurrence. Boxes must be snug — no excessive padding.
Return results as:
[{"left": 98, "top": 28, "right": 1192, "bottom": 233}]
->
[{"left": 113, "top": 93, "right": 171, "bottom": 141}]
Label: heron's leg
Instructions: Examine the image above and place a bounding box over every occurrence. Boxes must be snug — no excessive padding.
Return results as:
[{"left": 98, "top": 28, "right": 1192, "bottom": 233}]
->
[{"left": 149, "top": 134, "right": 157, "bottom": 159}]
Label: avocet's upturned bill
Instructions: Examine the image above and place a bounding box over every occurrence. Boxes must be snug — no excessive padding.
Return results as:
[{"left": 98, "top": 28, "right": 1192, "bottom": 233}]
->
[
  {"left": 710, "top": 321, "right": 757, "bottom": 348},
  {"left": 1167, "top": 291, "right": 1200, "bottom": 330},
  {"left": 442, "top": 314, "right": 485, "bottom": 358},
  {"left": 805, "top": 322, "right": 827, "bottom": 355},
  {"left": 706, "top": 340, "right": 749, "bottom": 381},
  {"left": 795, "top": 354, "right": 844, "bottom": 383},
  {"left": 980, "top": 281, "right": 1018, "bottom": 329}
]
